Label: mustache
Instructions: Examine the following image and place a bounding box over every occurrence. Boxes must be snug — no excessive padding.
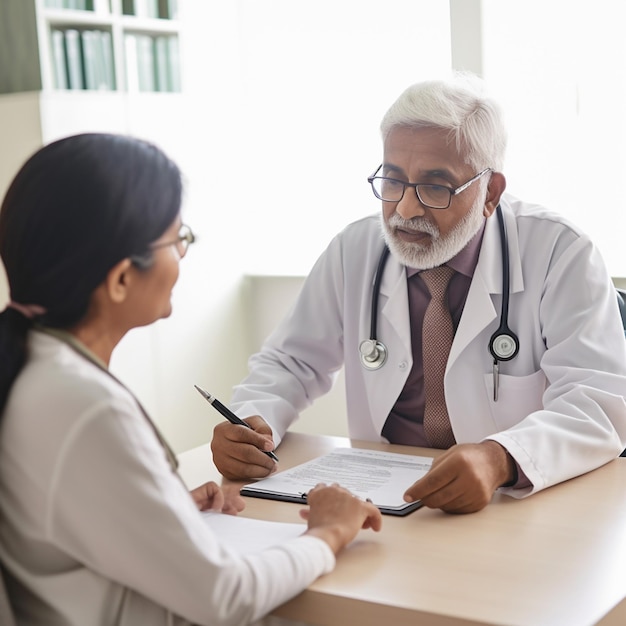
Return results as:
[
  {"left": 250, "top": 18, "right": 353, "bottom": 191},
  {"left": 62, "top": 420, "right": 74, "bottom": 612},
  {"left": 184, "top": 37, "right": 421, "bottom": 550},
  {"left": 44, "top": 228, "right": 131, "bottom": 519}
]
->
[{"left": 387, "top": 214, "right": 439, "bottom": 238}]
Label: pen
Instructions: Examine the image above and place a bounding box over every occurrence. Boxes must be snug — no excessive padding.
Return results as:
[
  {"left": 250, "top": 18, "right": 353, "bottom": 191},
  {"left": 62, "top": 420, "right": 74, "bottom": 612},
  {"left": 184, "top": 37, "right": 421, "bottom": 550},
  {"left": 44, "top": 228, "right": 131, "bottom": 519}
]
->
[{"left": 194, "top": 384, "right": 279, "bottom": 462}]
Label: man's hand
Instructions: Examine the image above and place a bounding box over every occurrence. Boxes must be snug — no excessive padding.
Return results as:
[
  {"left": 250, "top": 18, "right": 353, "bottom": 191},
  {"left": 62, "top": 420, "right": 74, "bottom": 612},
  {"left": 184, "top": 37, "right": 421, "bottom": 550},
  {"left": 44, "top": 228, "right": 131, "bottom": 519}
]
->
[
  {"left": 403, "top": 441, "right": 516, "bottom": 514},
  {"left": 210, "top": 415, "right": 278, "bottom": 480}
]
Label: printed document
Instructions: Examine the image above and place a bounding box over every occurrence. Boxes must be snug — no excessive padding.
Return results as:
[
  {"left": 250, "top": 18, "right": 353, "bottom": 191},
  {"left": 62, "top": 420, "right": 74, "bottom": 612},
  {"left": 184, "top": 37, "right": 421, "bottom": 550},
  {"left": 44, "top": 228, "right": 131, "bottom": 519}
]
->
[{"left": 240, "top": 448, "right": 433, "bottom": 516}]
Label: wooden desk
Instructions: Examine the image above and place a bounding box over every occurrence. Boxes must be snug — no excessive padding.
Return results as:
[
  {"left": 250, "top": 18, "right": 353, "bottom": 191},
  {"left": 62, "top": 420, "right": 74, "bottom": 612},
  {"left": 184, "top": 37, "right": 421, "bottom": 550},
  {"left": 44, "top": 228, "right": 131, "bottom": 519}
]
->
[{"left": 178, "top": 433, "right": 626, "bottom": 626}]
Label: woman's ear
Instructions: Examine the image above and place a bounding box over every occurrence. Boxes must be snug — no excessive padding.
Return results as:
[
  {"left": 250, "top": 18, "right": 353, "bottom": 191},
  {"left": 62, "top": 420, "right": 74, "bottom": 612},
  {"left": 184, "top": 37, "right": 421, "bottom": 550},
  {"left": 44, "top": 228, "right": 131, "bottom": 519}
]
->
[
  {"left": 104, "top": 258, "right": 134, "bottom": 304},
  {"left": 483, "top": 172, "right": 507, "bottom": 218}
]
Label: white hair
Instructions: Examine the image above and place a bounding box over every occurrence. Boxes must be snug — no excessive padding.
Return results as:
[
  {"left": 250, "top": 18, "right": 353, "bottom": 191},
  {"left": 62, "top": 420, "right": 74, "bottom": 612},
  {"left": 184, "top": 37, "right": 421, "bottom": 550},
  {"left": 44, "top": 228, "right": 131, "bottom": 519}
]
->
[{"left": 380, "top": 73, "right": 507, "bottom": 171}]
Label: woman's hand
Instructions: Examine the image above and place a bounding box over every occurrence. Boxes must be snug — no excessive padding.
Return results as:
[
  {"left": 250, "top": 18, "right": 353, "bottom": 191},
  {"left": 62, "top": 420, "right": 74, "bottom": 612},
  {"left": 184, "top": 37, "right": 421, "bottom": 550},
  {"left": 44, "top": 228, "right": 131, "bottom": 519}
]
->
[
  {"left": 299, "top": 483, "right": 382, "bottom": 554},
  {"left": 190, "top": 481, "right": 246, "bottom": 515}
]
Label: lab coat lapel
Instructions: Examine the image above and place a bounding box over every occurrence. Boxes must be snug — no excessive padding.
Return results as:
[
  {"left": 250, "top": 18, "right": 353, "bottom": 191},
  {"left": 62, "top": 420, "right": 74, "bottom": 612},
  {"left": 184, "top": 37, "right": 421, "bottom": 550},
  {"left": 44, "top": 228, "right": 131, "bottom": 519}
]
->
[
  {"left": 368, "top": 256, "right": 411, "bottom": 434},
  {"left": 448, "top": 206, "right": 523, "bottom": 369},
  {"left": 448, "top": 263, "right": 497, "bottom": 368},
  {"left": 379, "top": 256, "right": 410, "bottom": 343}
]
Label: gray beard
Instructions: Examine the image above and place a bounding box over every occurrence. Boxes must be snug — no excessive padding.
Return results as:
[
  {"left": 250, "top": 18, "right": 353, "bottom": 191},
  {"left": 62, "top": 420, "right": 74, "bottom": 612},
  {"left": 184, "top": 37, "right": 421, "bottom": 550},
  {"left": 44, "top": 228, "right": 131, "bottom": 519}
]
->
[{"left": 380, "top": 194, "right": 486, "bottom": 270}]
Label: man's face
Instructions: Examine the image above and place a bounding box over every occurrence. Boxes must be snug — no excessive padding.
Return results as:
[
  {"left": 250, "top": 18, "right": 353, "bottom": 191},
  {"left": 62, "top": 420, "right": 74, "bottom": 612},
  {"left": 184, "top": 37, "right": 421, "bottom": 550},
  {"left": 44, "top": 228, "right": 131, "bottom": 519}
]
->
[{"left": 380, "top": 126, "right": 492, "bottom": 269}]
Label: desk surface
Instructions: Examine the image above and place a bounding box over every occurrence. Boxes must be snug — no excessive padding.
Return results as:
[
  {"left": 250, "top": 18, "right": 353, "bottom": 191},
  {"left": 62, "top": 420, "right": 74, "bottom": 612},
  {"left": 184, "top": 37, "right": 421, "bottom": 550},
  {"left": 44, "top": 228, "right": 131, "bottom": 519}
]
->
[{"left": 177, "top": 433, "right": 626, "bottom": 626}]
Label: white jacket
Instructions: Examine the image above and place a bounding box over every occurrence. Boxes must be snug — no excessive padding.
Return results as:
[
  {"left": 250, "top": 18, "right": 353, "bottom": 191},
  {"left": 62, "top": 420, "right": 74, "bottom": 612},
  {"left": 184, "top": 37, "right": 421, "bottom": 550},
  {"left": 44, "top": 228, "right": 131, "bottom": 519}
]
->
[
  {"left": 232, "top": 195, "right": 626, "bottom": 497},
  {"left": 0, "top": 332, "right": 334, "bottom": 626}
]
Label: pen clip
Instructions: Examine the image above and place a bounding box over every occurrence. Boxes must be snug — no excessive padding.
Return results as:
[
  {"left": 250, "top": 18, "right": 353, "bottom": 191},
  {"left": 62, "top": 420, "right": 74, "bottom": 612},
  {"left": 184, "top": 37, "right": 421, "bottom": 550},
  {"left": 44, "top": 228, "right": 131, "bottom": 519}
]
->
[{"left": 492, "top": 359, "right": 499, "bottom": 402}]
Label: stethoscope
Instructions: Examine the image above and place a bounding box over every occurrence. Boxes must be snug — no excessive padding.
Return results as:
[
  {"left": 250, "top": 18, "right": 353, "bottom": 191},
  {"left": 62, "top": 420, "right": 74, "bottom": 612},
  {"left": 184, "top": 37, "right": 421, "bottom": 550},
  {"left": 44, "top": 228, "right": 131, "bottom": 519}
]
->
[{"left": 358, "top": 204, "right": 519, "bottom": 401}]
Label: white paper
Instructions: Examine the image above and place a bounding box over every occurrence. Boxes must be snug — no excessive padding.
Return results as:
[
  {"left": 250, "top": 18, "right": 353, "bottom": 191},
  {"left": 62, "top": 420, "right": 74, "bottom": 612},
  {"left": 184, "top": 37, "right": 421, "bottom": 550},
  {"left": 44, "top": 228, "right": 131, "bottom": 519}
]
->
[
  {"left": 242, "top": 448, "right": 433, "bottom": 510},
  {"left": 201, "top": 511, "right": 306, "bottom": 555}
]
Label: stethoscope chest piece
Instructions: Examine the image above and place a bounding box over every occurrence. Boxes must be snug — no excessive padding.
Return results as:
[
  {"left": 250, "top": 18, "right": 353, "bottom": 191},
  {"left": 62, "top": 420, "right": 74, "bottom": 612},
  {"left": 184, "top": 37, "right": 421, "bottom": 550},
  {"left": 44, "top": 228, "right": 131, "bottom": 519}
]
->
[
  {"left": 489, "top": 329, "right": 519, "bottom": 361},
  {"left": 359, "top": 339, "right": 387, "bottom": 370}
]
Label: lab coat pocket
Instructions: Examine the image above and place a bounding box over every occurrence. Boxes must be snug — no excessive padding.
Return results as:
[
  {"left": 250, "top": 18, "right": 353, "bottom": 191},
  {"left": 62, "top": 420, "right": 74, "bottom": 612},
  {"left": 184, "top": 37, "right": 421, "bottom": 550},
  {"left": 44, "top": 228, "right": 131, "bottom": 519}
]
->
[{"left": 483, "top": 369, "right": 547, "bottom": 430}]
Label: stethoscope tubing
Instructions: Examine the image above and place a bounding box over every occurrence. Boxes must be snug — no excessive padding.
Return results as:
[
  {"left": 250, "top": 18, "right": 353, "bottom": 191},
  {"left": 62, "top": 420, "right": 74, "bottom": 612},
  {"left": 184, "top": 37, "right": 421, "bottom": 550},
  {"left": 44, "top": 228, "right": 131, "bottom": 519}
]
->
[
  {"left": 497, "top": 205, "right": 511, "bottom": 325},
  {"left": 360, "top": 204, "right": 519, "bottom": 394},
  {"left": 369, "top": 245, "right": 390, "bottom": 341}
]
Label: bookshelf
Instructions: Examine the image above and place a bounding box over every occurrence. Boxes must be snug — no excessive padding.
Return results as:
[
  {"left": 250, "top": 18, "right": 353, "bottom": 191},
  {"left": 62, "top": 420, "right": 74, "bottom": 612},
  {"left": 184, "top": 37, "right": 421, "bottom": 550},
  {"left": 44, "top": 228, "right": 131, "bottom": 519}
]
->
[
  {"left": 0, "top": 0, "right": 181, "bottom": 94},
  {"left": 0, "top": 0, "right": 185, "bottom": 205},
  {"left": 0, "top": 0, "right": 194, "bottom": 453}
]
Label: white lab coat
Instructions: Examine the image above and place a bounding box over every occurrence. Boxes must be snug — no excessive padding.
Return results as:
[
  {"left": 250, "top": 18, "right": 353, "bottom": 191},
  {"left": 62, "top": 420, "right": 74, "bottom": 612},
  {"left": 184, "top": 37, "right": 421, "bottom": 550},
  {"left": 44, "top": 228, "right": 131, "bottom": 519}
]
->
[{"left": 232, "top": 195, "right": 626, "bottom": 497}]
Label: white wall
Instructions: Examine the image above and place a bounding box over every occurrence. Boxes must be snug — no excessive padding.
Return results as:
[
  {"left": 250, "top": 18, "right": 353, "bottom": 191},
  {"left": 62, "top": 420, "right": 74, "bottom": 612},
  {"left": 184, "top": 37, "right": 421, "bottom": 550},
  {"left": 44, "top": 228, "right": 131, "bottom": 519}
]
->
[
  {"left": 242, "top": 275, "right": 349, "bottom": 437},
  {"left": 480, "top": 0, "right": 626, "bottom": 277},
  {"left": 224, "top": 0, "right": 452, "bottom": 275},
  {"left": 111, "top": 0, "right": 453, "bottom": 451},
  {"left": 12, "top": 1, "right": 626, "bottom": 453},
  {"left": 115, "top": 0, "right": 626, "bottom": 453},
  {"left": 0, "top": 1, "right": 449, "bottom": 452}
]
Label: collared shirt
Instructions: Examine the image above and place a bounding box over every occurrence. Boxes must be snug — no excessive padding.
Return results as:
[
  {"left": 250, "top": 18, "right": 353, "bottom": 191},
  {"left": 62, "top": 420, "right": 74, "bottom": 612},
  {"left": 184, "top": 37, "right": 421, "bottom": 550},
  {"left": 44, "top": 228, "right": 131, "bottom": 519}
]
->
[
  {"left": 381, "top": 222, "right": 530, "bottom": 490},
  {"left": 382, "top": 223, "right": 485, "bottom": 446}
]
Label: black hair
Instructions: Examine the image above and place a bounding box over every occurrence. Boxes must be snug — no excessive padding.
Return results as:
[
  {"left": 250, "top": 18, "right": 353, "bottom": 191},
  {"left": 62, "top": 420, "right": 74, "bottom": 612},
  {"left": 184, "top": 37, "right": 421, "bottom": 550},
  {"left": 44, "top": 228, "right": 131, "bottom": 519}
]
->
[{"left": 0, "top": 132, "right": 182, "bottom": 414}]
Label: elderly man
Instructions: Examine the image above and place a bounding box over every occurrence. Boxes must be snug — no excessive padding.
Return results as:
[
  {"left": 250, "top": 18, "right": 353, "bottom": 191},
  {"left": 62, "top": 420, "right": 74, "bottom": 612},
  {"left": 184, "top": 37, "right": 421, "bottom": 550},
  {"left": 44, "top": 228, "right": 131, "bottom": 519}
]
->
[{"left": 212, "top": 74, "right": 626, "bottom": 513}]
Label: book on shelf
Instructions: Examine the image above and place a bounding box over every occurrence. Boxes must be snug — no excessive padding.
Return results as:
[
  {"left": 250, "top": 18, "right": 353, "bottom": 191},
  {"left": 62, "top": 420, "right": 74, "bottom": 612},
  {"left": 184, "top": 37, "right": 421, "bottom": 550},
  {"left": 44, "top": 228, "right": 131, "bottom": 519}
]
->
[
  {"left": 62, "top": 0, "right": 91, "bottom": 9},
  {"left": 158, "top": 0, "right": 178, "bottom": 19},
  {"left": 133, "top": 0, "right": 147, "bottom": 17},
  {"left": 134, "top": 0, "right": 159, "bottom": 18},
  {"left": 100, "top": 31, "right": 115, "bottom": 90},
  {"left": 51, "top": 29, "right": 68, "bottom": 89},
  {"left": 45, "top": 14, "right": 180, "bottom": 94},
  {"left": 124, "top": 33, "right": 140, "bottom": 92},
  {"left": 81, "top": 30, "right": 113, "bottom": 91},
  {"left": 81, "top": 31, "right": 99, "bottom": 90},
  {"left": 125, "top": 33, "right": 163, "bottom": 93},
  {"left": 147, "top": 0, "right": 160, "bottom": 18},
  {"left": 64, "top": 29, "right": 84, "bottom": 90},
  {"left": 44, "top": 1, "right": 100, "bottom": 11},
  {"left": 153, "top": 36, "right": 169, "bottom": 92},
  {"left": 168, "top": 35, "right": 181, "bottom": 91},
  {"left": 136, "top": 34, "right": 156, "bottom": 91},
  {"left": 121, "top": 0, "right": 177, "bottom": 19},
  {"left": 153, "top": 35, "right": 180, "bottom": 92},
  {"left": 53, "top": 28, "right": 114, "bottom": 92},
  {"left": 93, "top": 0, "right": 110, "bottom": 14}
]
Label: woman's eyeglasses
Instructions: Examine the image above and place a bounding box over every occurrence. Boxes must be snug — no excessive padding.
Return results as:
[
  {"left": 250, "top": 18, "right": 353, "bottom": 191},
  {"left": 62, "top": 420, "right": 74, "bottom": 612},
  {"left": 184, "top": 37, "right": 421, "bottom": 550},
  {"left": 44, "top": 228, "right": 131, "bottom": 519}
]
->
[{"left": 150, "top": 224, "right": 196, "bottom": 258}]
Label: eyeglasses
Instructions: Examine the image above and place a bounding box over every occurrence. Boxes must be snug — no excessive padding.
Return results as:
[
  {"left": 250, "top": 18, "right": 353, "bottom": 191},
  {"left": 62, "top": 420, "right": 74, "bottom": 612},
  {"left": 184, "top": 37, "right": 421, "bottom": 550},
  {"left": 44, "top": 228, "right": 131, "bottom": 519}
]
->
[
  {"left": 150, "top": 223, "right": 196, "bottom": 258},
  {"left": 367, "top": 165, "right": 492, "bottom": 209}
]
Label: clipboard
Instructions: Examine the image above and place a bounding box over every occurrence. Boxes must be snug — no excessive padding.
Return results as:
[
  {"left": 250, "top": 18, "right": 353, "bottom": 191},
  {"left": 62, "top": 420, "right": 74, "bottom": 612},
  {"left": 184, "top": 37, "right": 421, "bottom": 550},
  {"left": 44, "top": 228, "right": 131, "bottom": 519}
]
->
[
  {"left": 239, "top": 486, "right": 424, "bottom": 516},
  {"left": 240, "top": 448, "right": 432, "bottom": 517}
]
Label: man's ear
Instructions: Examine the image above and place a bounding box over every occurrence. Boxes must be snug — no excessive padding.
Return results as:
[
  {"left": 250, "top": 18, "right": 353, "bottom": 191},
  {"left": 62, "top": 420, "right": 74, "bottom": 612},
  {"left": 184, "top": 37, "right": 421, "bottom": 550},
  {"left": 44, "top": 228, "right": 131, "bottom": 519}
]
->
[
  {"left": 104, "top": 258, "right": 134, "bottom": 304},
  {"left": 483, "top": 172, "right": 507, "bottom": 218}
]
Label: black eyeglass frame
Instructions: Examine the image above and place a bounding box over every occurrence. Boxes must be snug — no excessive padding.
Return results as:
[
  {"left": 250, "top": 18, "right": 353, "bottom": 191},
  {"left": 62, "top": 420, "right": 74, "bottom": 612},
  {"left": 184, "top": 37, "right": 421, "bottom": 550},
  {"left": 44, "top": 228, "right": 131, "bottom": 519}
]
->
[{"left": 367, "top": 165, "right": 493, "bottom": 209}]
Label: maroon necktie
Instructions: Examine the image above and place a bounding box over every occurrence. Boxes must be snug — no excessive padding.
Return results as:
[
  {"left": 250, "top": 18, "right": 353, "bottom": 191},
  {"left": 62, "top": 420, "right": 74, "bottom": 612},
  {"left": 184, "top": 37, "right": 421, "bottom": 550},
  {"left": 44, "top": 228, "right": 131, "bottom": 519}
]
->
[{"left": 420, "top": 266, "right": 456, "bottom": 449}]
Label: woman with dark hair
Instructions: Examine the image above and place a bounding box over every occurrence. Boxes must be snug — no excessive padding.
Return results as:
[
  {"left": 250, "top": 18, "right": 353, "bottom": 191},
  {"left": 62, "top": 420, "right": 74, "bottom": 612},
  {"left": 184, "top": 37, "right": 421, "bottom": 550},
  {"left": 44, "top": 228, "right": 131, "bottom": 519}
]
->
[{"left": 0, "top": 133, "right": 381, "bottom": 625}]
